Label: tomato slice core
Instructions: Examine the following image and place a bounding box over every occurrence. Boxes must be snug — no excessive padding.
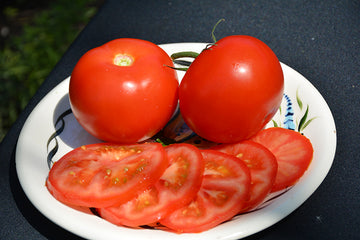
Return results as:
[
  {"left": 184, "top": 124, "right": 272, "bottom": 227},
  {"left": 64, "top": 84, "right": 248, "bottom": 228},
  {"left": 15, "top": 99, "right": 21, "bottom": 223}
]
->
[
  {"left": 98, "top": 143, "right": 204, "bottom": 227},
  {"left": 212, "top": 140, "right": 278, "bottom": 211},
  {"left": 160, "top": 149, "right": 251, "bottom": 233},
  {"left": 251, "top": 127, "right": 314, "bottom": 192}
]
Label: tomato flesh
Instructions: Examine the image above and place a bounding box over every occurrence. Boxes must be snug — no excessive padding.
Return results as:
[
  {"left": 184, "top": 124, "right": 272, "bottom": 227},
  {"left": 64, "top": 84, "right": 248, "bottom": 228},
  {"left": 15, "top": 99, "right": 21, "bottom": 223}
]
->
[
  {"left": 98, "top": 144, "right": 204, "bottom": 227},
  {"left": 160, "top": 149, "right": 251, "bottom": 233},
  {"left": 46, "top": 143, "right": 168, "bottom": 208},
  {"left": 251, "top": 127, "right": 313, "bottom": 192},
  {"left": 212, "top": 140, "right": 278, "bottom": 211}
]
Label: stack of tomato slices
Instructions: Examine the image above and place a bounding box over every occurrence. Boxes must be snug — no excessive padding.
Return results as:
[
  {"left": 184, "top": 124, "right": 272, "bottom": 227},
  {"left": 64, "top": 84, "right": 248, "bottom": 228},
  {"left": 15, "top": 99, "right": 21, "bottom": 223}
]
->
[{"left": 46, "top": 127, "right": 313, "bottom": 233}]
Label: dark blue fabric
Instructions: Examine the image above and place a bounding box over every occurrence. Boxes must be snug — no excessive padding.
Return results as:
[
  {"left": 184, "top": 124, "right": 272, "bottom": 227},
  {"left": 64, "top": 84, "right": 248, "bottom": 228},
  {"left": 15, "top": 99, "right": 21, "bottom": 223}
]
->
[{"left": 1, "top": 0, "right": 359, "bottom": 239}]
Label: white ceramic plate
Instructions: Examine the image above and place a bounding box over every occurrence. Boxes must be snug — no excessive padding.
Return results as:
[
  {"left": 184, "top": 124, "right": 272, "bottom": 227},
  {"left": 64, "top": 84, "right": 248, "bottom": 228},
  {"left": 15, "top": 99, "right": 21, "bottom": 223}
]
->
[{"left": 16, "top": 43, "right": 336, "bottom": 240}]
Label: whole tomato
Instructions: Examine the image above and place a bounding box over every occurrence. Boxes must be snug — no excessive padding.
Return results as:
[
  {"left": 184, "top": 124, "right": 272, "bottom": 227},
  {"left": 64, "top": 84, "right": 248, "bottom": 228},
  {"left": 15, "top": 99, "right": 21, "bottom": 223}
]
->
[
  {"left": 179, "top": 36, "right": 284, "bottom": 143},
  {"left": 69, "top": 38, "right": 179, "bottom": 143}
]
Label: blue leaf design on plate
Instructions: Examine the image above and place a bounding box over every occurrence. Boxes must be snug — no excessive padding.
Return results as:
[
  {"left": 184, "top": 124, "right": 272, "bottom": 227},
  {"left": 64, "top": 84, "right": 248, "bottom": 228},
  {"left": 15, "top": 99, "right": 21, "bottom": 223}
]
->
[{"left": 283, "top": 94, "right": 295, "bottom": 130}]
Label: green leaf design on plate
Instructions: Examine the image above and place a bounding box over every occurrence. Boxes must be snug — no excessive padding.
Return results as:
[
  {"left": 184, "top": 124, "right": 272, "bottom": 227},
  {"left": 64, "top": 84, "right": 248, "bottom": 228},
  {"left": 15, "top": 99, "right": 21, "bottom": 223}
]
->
[
  {"left": 272, "top": 119, "right": 279, "bottom": 128},
  {"left": 298, "top": 105, "right": 309, "bottom": 132},
  {"left": 301, "top": 117, "right": 317, "bottom": 132},
  {"left": 296, "top": 88, "right": 303, "bottom": 111},
  {"left": 297, "top": 105, "right": 317, "bottom": 132}
]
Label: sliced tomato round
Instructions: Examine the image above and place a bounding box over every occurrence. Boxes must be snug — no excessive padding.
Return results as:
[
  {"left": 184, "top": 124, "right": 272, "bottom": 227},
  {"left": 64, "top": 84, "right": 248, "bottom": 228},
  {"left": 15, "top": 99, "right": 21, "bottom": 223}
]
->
[
  {"left": 98, "top": 143, "right": 204, "bottom": 227},
  {"left": 212, "top": 140, "right": 278, "bottom": 211},
  {"left": 46, "top": 142, "right": 168, "bottom": 208},
  {"left": 160, "top": 149, "right": 251, "bottom": 233},
  {"left": 251, "top": 127, "right": 314, "bottom": 192}
]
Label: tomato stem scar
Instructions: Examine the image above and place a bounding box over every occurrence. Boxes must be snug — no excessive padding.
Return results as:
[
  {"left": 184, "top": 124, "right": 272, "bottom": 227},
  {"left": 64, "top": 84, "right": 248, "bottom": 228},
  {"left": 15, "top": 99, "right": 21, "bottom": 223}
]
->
[{"left": 113, "top": 54, "right": 134, "bottom": 66}]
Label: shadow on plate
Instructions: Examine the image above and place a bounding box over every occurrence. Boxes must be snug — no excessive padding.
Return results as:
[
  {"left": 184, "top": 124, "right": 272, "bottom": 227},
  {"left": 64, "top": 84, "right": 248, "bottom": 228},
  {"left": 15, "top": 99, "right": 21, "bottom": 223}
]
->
[
  {"left": 9, "top": 149, "right": 86, "bottom": 240},
  {"left": 50, "top": 93, "right": 101, "bottom": 149}
]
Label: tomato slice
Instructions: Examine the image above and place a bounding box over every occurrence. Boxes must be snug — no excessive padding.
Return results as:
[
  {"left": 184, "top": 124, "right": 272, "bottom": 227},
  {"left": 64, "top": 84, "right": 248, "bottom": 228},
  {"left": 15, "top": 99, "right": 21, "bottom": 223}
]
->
[
  {"left": 46, "top": 142, "right": 168, "bottom": 208},
  {"left": 251, "top": 127, "right": 314, "bottom": 192},
  {"left": 212, "top": 140, "right": 278, "bottom": 211},
  {"left": 98, "top": 143, "right": 204, "bottom": 227},
  {"left": 160, "top": 149, "right": 251, "bottom": 233}
]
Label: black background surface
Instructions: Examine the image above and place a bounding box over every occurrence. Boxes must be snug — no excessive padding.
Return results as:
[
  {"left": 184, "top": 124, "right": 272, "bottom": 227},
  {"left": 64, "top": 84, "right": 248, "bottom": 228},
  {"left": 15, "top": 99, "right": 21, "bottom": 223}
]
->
[{"left": 1, "top": 0, "right": 359, "bottom": 239}]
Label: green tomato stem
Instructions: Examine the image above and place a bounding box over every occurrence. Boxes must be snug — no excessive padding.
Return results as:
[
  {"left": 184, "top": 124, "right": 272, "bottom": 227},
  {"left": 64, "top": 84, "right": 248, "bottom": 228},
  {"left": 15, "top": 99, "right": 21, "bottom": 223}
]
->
[
  {"left": 165, "top": 65, "right": 189, "bottom": 72},
  {"left": 211, "top": 18, "right": 225, "bottom": 43},
  {"left": 168, "top": 51, "right": 200, "bottom": 71},
  {"left": 170, "top": 51, "right": 199, "bottom": 60}
]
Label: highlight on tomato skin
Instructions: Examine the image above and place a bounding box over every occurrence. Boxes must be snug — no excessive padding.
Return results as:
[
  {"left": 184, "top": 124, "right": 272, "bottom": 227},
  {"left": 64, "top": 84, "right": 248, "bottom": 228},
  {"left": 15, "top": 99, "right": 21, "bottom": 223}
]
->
[
  {"left": 179, "top": 35, "right": 284, "bottom": 143},
  {"left": 69, "top": 38, "right": 179, "bottom": 144}
]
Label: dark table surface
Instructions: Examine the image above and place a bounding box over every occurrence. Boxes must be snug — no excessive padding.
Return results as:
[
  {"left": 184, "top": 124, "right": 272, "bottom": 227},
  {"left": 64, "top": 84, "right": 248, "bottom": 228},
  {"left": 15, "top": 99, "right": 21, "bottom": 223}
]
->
[{"left": 1, "top": 0, "right": 359, "bottom": 239}]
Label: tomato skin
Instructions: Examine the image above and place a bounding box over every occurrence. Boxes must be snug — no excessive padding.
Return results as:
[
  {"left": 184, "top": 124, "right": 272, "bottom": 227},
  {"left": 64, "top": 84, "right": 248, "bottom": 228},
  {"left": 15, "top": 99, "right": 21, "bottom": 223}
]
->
[
  {"left": 46, "top": 142, "right": 168, "bottom": 208},
  {"left": 212, "top": 140, "right": 278, "bottom": 211},
  {"left": 69, "top": 38, "right": 179, "bottom": 143},
  {"left": 160, "top": 149, "right": 251, "bottom": 233},
  {"left": 179, "top": 35, "right": 284, "bottom": 143},
  {"left": 251, "top": 127, "right": 314, "bottom": 192},
  {"left": 98, "top": 144, "right": 204, "bottom": 227}
]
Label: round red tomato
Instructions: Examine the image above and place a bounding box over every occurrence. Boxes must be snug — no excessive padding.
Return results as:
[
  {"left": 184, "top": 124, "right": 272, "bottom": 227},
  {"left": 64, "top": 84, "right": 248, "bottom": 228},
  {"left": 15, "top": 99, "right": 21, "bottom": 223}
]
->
[
  {"left": 46, "top": 142, "right": 168, "bottom": 208},
  {"left": 179, "top": 36, "right": 284, "bottom": 143},
  {"left": 69, "top": 38, "right": 179, "bottom": 143}
]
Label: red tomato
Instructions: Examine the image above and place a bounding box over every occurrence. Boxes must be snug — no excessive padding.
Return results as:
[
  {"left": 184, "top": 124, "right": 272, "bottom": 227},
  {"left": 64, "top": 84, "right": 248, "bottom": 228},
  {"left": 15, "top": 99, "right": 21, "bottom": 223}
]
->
[
  {"left": 160, "top": 149, "right": 251, "bottom": 233},
  {"left": 69, "top": 38, "right": 179, "bottom": 143},
  {"left": 212, "top": 140, "right": 278, "bottom": 211},
  {"left": 98, "top": 144, "right": 204, "bottom": 227},
  {"left": 46, "top": 143, "right": 168, "bottom": 208},
  {"left": 251, "top": 127, "right": 314, "bottom": 192},
  {"left": 179, "top": 36, "right": 284, "bottom": 143}
]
